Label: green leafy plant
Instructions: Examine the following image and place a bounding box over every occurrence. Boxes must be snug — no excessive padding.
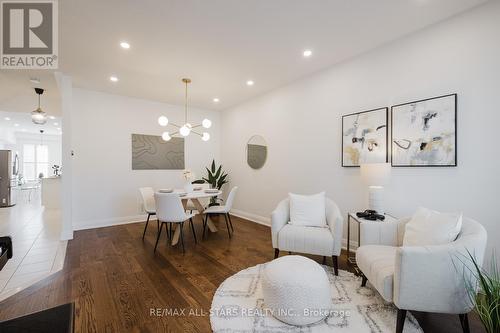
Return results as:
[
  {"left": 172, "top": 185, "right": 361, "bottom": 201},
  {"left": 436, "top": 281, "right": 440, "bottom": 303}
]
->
[
  {"left": 193, "top": 159, "right": 229, "bottom": 206},
  {"left": 462, "top": 251, "right": 499, "bottom": 333}
]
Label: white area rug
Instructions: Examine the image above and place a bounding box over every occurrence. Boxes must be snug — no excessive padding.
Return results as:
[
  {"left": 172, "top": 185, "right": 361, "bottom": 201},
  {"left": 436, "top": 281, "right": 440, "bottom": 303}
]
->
[{"left": 211, "top": 264, "right": 423, "bottom": 332}]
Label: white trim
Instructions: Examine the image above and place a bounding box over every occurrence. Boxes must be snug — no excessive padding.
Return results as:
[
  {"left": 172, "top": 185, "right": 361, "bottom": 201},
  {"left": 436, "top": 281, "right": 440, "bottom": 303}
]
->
[
  {"left": 73, "top": 214, "right": 155, "bottom": 231},
  {"left": 230, "top": 209, "right": 270, "bottom": 226}
]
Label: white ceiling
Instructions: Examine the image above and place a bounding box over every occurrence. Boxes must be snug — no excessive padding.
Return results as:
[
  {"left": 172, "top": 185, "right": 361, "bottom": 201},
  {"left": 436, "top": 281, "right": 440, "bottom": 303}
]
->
[
  {"left": 0, "top": 71, "right": 61, "bottom": 115},
  {"left": 2, "top": 0, "right": 489, "bottom": 113},
  {"left": 0, "top": 111, "right": 62, "bottom": 135}
]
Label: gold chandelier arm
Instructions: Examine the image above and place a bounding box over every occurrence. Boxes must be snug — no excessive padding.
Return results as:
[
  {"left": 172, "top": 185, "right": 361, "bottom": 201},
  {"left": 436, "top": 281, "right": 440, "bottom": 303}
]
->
[
  {"left": 169, "top": 123, "right": 181, "bottom": 128},
  {"left": 191, "top": 130, "right": 203, "bottom": 137},
  {"left": 191, "top": 124, "right": 202, "bottom": 129},
  {"left": 170, "top": 131, "right": 179, "bottom": 136}
]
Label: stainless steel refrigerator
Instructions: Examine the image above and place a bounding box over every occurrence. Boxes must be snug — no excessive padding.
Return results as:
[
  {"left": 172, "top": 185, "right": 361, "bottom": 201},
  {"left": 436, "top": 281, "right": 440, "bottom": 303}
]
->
[{"left": 0, "top": 150, "right": 19, "bottom": 207}]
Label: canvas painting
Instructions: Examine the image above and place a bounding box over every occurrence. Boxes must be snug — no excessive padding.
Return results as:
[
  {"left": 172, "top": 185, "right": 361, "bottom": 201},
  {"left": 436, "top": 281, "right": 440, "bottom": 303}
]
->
[
  {"left": 391, "top": 94, "right": 457, "bottom": 167},
  {"left": 131, "top": 134, "right": 185, "bottom": 170},
  {"left": 342, "top": 107, "right": 388, "bottom": 167}
]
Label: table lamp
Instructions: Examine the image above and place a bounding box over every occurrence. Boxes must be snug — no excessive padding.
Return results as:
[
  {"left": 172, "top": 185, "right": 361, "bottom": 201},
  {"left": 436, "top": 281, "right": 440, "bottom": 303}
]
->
[{"left": 360, "top": 163, "right": 391, "bottom": 214}]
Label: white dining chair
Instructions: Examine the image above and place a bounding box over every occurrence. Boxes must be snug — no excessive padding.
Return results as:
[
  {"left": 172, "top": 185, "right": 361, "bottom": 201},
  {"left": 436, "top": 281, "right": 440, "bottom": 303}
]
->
[
  {"left": 202, "top": 186, "right": 238, "bottom": 239},
  {"left": 154, "top": 192, "right": 197, "bottom": 253},
  {"left": 139, "top": 187, "right": 157, "bottom": 240}
]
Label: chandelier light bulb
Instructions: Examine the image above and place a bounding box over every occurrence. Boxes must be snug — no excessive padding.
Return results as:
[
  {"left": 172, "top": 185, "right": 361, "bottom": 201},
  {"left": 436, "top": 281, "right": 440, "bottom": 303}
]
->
[
  {"left": 202, "top": 132, "right": 210, "bottom": 141},
  {"left": 202, "top": 118, "right": 212, "bottom": 129},
  {"left": 179, "top": 125, "right": 191, "bottom": 136},
  {"left": 158, "top": 116, "right": 169, "bottom": 126},
  {"left": 161, "top": 132, "right": 171, "bottom": 141}
]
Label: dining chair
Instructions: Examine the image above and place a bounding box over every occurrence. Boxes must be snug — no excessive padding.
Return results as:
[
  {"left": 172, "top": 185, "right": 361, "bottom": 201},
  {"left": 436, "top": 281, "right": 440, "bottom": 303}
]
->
[
  {"left": 202, "top": 186, "right": 238, "bottom": 239},
  {"left": 139, "top": 187, "right": 157, "bottom": 240},
  {"left": 154, "top": 192, "right": 197, "bottom": 253}
]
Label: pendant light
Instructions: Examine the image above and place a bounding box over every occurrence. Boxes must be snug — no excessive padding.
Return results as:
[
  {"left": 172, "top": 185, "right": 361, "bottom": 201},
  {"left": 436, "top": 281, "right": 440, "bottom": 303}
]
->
[
  {"left": 157, "top": 78, "right": 211, "bottom": 141},
  {"left": 32, "top": 88, "right": 47, "bottom": 125}
]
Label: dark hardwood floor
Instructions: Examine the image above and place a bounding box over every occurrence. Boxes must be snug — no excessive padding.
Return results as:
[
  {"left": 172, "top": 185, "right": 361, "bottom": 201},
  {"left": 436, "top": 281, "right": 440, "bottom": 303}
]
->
[{"left": 0, "top": 215, "right": 485, "bottom": 332}]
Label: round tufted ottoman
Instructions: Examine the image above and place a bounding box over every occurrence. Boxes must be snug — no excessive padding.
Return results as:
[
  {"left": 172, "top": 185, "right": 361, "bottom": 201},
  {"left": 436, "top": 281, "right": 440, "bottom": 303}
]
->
[{"left": 261, "top": 255, "right": 332, "bottom": 326}]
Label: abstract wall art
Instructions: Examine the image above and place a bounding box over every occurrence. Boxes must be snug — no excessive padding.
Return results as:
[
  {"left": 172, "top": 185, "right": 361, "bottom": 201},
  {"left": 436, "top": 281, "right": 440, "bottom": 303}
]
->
[
  {"left": 342, "top": 107, "right": 388, "bottom": 167},
  {"left": 391, "top": 94, "right": 457, "bottom": 167},
  {"left": 131, "top": 134, "right": 185, "bottom": 170}
]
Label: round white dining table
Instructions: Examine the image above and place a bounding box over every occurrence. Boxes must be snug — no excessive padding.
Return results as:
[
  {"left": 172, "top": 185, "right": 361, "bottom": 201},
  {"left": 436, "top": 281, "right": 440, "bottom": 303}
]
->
[{"left": 169, "top": 189, "right": 222, "bottom": 246}]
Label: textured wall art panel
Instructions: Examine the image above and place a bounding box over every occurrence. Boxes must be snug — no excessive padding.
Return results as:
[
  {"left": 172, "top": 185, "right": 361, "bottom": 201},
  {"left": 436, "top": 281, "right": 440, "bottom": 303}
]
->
[
  {"left": 342, "top": 108, "right": 388, "bottom": 167},
  {"left": 391, "top": 94, "right": 457, "bottom": 167},
  {"left": 131, "top": 134, "right": 185, "bottom": 170}
]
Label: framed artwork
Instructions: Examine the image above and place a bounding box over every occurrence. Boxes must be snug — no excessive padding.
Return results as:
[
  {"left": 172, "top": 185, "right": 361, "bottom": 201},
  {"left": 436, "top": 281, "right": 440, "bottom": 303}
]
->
[
  {"left": 131, "top": 134, "right": 185, "bottom": 170},
  {"left": 342, "top": 107, "right": 388, "bottom": 167},
  {"left": 391, "top": 94, "right": 457, "bottom": 167}
]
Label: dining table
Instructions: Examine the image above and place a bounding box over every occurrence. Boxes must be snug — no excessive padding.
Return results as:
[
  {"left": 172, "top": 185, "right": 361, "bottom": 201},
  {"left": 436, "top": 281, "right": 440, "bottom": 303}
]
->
[{"left": 170, "top": 189, "right": 222, "bottom": 246}]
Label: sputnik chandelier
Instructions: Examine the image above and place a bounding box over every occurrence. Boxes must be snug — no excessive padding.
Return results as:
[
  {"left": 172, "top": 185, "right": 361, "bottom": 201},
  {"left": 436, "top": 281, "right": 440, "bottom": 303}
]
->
[{"left": 158, "top": 78, "right": 211, "bottom": 142}]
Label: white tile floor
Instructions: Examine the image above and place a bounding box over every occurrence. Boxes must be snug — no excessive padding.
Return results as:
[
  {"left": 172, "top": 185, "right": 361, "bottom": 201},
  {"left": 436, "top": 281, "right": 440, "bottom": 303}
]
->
[{"left": 0, "top": 191, "right": 66, "bottom": 301}]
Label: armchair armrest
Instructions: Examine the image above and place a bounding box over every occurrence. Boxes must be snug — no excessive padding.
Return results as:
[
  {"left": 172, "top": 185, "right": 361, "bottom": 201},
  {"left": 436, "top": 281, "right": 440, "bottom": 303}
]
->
[
  {"left": 326, "top": 199, "right": 343, "bottom": 256},
  {"left": 394, "top": 244, "right": 475, "bottom": 314},
  {"left": 271, "top": 199, "right": 290, "bottom": 248}
]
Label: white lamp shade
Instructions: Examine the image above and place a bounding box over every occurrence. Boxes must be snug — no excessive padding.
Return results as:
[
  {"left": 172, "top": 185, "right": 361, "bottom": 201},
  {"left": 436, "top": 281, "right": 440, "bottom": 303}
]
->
[{"left": 360, "top": 163, "right": 391, "bottom": 186}]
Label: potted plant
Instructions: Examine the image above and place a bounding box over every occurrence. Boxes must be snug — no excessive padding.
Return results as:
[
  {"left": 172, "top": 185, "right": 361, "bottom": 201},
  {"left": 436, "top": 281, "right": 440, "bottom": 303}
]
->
[
  {"left": 193, "top": 159, "right": 228, "bottom": 206},
  {"left": 462, "top": 251, "right": 499, "bottom": 333}
]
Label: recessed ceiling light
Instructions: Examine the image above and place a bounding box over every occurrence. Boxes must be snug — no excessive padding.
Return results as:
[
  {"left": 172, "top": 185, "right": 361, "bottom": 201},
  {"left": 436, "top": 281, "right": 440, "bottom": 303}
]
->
[
  {"left": 110, "top": 76, "right": 119, "bottom": 82},
  {"left": 213, "top": 98, "right": 220, "bottom": 103},
  {"left": 120, "top": 41, "right": 130, "bottom": 49},
  {"left": 54, "top": 122, "right": 59, "bottom": 126},
  {"left": 49, "top": 115, "right": 56, "bottom": 120},
  {"left": 303, "top": 49, "right": 313, "bottom": 57},
  {"left": 14, "top": 123, "right": 19, "bottom": 127},
  {"left": 30, "top": 78, "right": 41, "bottom": 84},
  {"left": 57, "top": 127, "right": 61, "bottom": 131},
  {"left": 4, "top": 117, "right": 10, "bottom": 121},
  {"left": 246, "top": 80, "right": 254, "bottom": 86}
]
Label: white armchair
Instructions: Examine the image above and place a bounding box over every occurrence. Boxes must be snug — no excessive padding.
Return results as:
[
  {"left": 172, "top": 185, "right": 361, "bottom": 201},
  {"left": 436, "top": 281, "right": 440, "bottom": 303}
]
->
[
  {"left": 271, "top": 198, "right": 343, "bottom": 275},
  {"left": 356, "top": 216, "right": 487, "bottom": 333}
]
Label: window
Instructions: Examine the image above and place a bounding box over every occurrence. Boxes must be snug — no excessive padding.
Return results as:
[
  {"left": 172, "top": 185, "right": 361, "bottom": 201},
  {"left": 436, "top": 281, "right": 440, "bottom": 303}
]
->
[{"left": 23, "top": 144, "right": 49, "bottom": 180}]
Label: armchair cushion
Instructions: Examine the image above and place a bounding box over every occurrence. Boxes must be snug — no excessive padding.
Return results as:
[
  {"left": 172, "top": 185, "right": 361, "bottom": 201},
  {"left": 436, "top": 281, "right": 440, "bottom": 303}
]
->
[
  {"left": 356, "top": 245, "right": 397, "bottom": 302},
  {"left": 278, "top": 224, "right": 334, "bottom": 256},
  {"left": 288, "top": 192, "right": 326, "bottom": 227},
  {"left": 403, "top": 207, "right": 462, "bottom": 246}
]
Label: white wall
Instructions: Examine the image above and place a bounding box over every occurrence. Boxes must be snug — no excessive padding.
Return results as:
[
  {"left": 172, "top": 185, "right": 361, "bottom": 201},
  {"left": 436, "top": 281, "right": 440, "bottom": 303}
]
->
[
  {"left": 221, "top": 1, "right": 500, "bottom": 256},
  {"left": 70, "top": 88, "right": 220, "bottom": 229}
]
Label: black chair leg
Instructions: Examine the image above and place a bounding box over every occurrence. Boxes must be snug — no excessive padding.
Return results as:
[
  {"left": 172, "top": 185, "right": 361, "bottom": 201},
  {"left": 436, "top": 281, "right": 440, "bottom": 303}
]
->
[
  {"left": 459, "top": 313, "right": 470, "bottom": 333},
  {"left": 223, "top": 214, "right": 231, "bottom": 238},
  {"left": 332, "top": 255, "right": 339, "bottom": 276},
  {"left": 203, "top": 214, "right": 208, "bottom": 239},
  {"left": 142, "top": 213, "right": 151, "bottom": 240},
  {"left": 157, "top": 219, "right": 159, "bottom": 231},
  {"left": 167, "top": 223, "right": 171, "bottom": 241},
  {"left": 227, "top": 213, "right": 234, "bottom": 232},
  {"left": 274, "top": 248, "right": 279, "bottom": 258},
  {"left": 396, "top": 309, "right": 407, "bottom": 333},
  {"left": 190, "top": 218, "right": 197, "bottom": 244},
  {"left": 179, "top": 222, "right": 185, "bottom": 253},
  {"left": 154, "top": 222, "right": 164, "bottom": 252},
  {"left": 322, "top": 256, "right": 326, "bottom": 265},
  {"left": 361, "top": 275, "right": 367, "bottom": 287}
]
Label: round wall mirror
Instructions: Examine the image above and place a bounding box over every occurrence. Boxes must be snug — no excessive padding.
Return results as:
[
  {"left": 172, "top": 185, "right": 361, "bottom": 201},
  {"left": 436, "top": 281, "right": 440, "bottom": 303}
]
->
[{"left": 247, "top": 135, "right": 268, "bottom": 169}]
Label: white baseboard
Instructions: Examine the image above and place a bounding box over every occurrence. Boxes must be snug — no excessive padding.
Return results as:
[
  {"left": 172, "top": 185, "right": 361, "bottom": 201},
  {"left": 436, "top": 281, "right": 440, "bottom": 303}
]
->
[
  {"left": 73, "top": 214, "right": 154, "bottom": 231},
  {"left": 230, "top": 209, "right": 359, "bottom": 252},
  {"left": 230, "top": 209, "right": 271, "bottom": 226}
]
